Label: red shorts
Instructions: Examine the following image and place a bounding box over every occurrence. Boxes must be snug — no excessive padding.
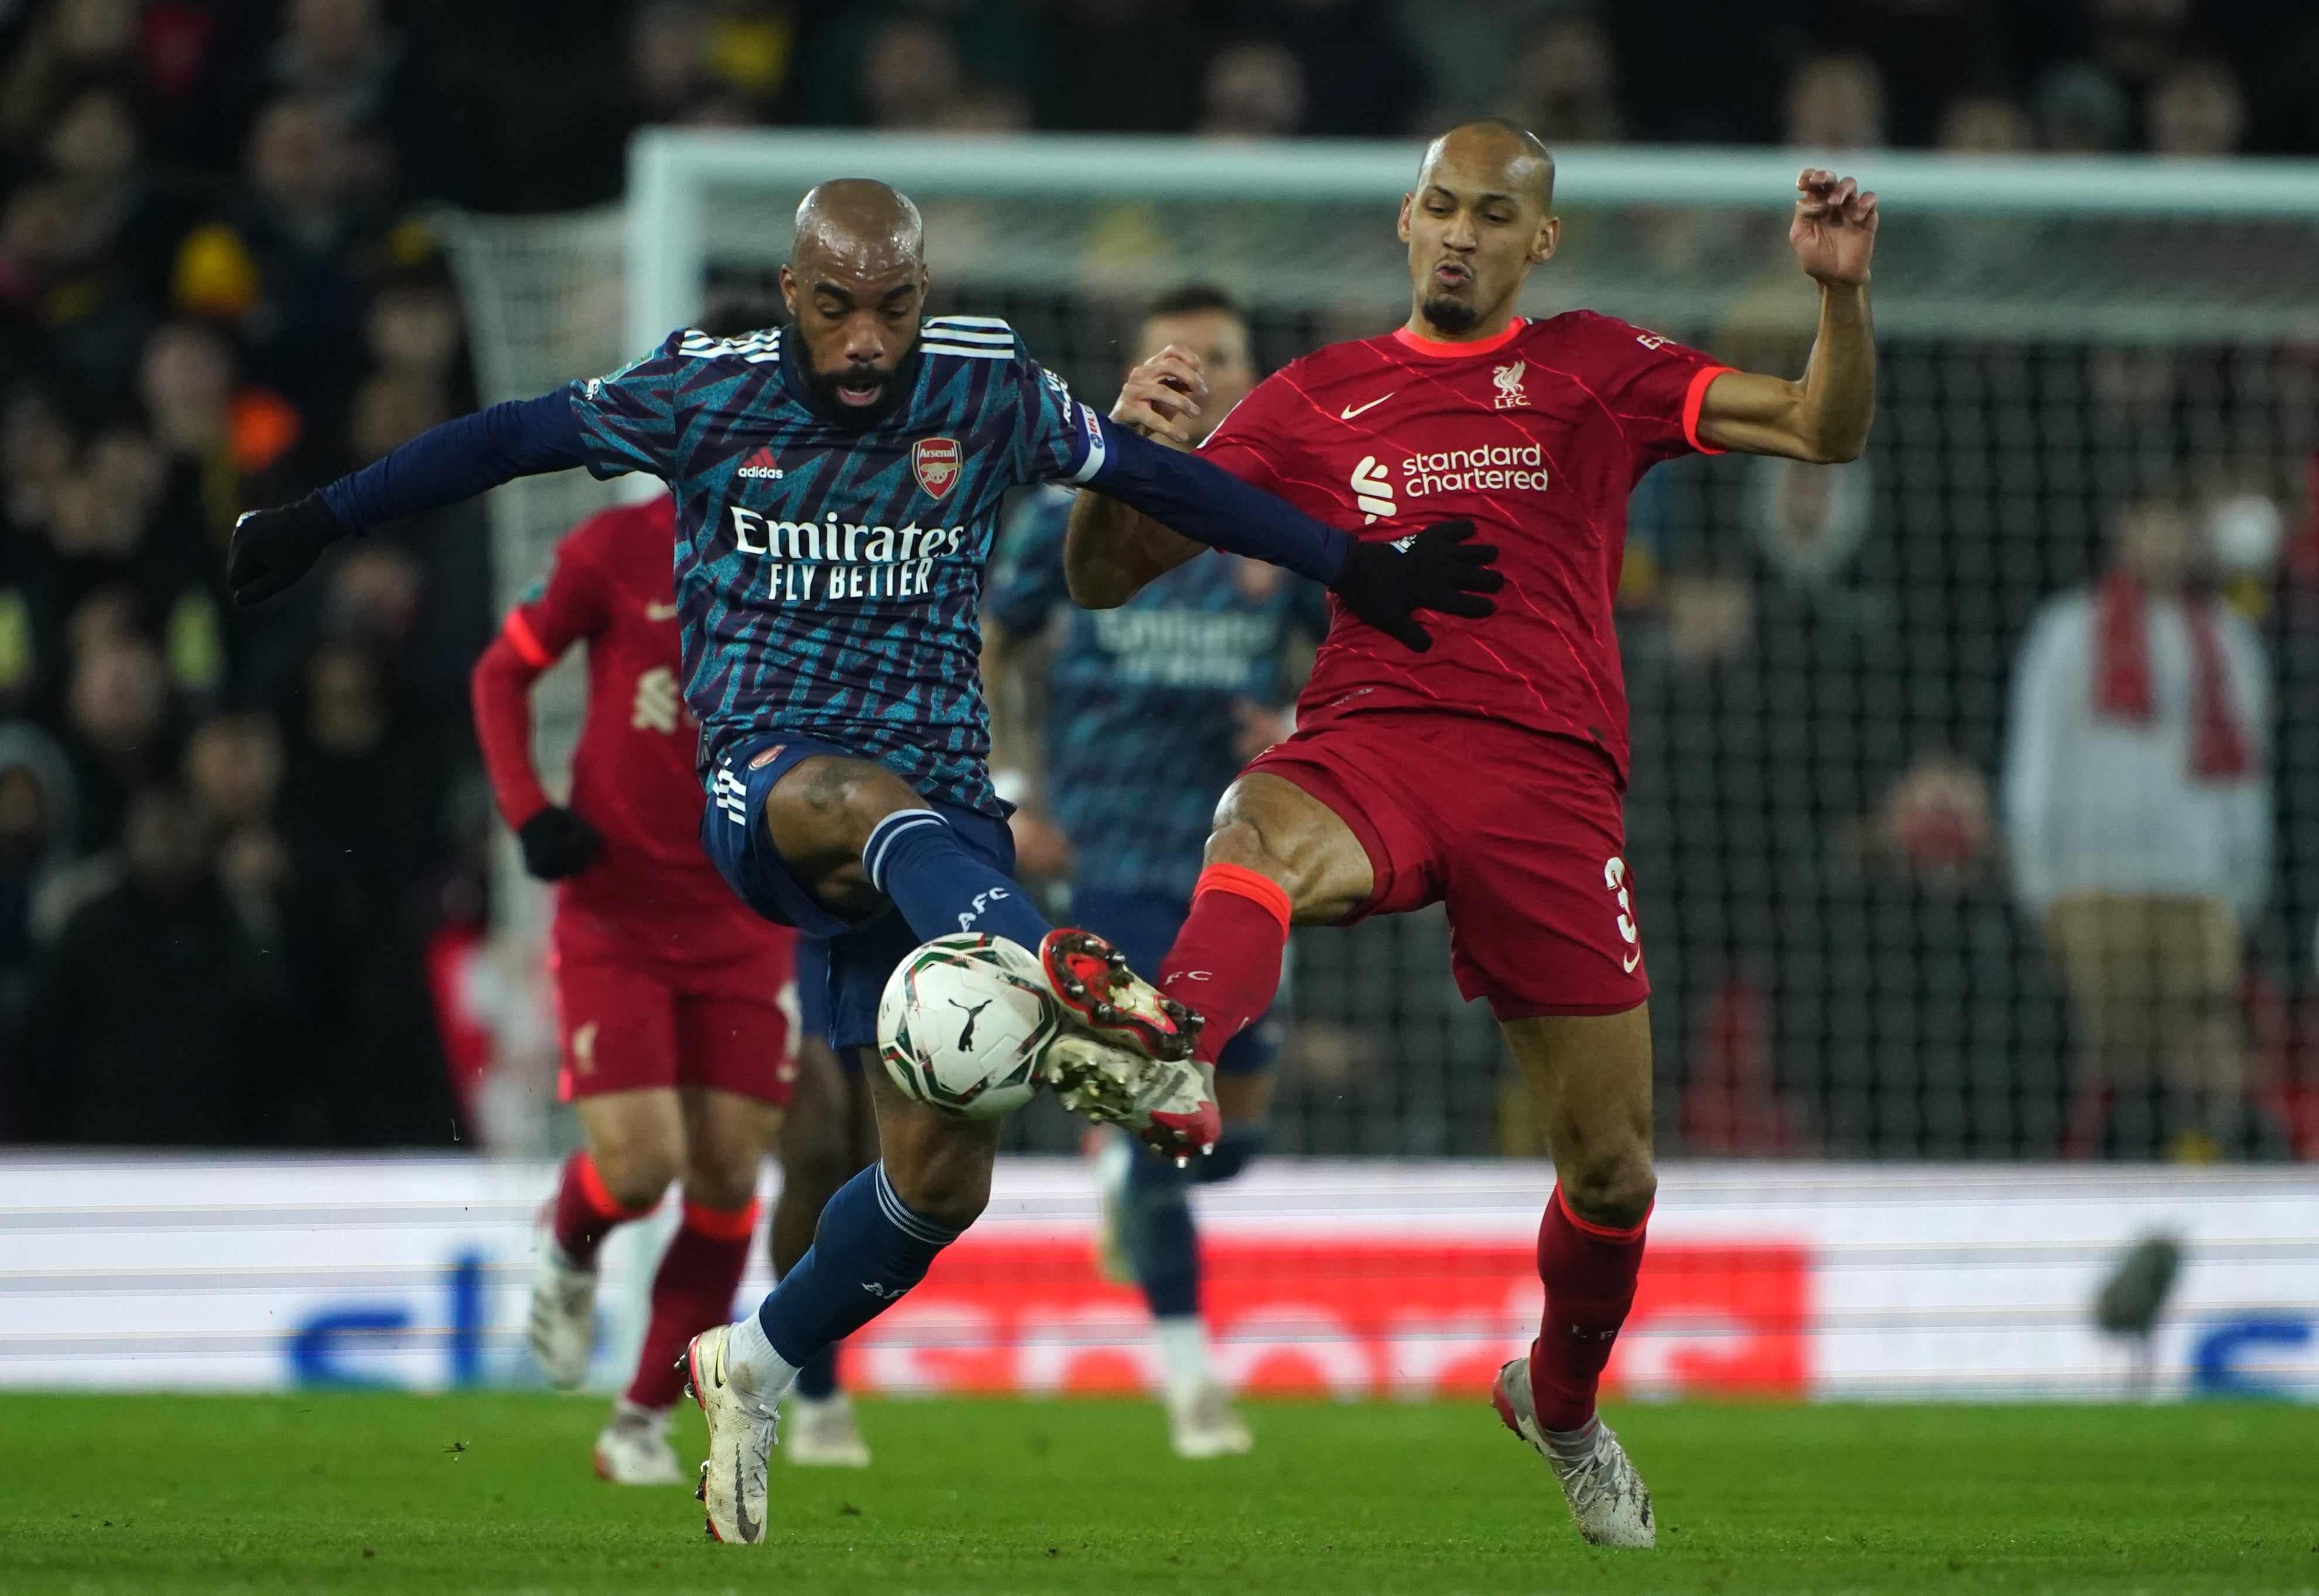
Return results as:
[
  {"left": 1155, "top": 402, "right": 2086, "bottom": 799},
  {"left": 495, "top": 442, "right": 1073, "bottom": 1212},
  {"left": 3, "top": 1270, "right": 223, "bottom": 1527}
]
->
[
  {"left": 1247, "top": 711, "right": 1647, "bottom": 1020},
  {"left": 552, "top": 917, "right": 798, "bottom": 1106}
]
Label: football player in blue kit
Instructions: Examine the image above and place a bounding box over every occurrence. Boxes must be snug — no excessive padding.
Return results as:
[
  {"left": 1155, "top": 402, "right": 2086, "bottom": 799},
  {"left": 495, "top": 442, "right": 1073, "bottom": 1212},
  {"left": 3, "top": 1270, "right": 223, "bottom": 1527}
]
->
[
  {"left": 227, "top": 179, "right": 1501, "bottom": 1543},
  {"left": 987, "top": 286, "right": 1322, "bottom": 1461}
]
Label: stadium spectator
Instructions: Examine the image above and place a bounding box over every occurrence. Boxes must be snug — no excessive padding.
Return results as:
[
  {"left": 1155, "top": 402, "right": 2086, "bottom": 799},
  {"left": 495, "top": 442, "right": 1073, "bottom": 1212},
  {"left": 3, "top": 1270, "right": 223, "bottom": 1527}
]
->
[
  {"left": 276, "top": 636, "right": 463, "bottom": 1140},
  {"left": 1397, "top": 0, "right": 1559, "bottom": 128},
  {"left": 1039, "top": 0, "right": 1206, "bottom": 132},
  {"left": 172, "top": 97, "right": 371, "bottom": 424},
  {"left": 1936, "top": 94, "right": 2034, "bottom": 153},
  {"left": 0, "top": 722, "right": 76, "bottom": 1132},
  {"left": 2003, "top": 489, "right": 2272, "bottom": 1160},
  {"left": 1195, "top": 42, "right": 1306, "bottom": 141},
  {"left": 1824, "top": 0, "right": 2011, "bottom": 148},
  {"left": 859, "top": 16, "right": 1027, "bottom": 133},
  {"left": 262, "top": 0, "right": 470, "bottom": 203},
  {"left": 1499, "top": 17, "right": 1623, "bottom": 145},
  {"left": 1258, "top": 0, "right": 1423, "bottom": 138},
  {"left": 1785, "top": 52, "right": 1887, "bottom": 150},
  {"left": 59, "top": 626, "right": 171, "bottom": 852},
  {"left": 2033, "top": 59, "right": 2133, "bottom": 150},
  {"left": 18, "top": 783, "right": 286, "bottom": 1146},
  {"left": 2144, "top": 59, "right": 2245, "bottom": 157}
]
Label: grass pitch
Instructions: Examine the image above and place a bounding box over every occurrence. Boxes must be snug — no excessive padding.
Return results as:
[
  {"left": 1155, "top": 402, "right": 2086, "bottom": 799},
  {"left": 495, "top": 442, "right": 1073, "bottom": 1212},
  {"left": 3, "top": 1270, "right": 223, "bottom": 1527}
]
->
[{"left": 0, "top": 1394, "right": 2311, "bottom": 1595}]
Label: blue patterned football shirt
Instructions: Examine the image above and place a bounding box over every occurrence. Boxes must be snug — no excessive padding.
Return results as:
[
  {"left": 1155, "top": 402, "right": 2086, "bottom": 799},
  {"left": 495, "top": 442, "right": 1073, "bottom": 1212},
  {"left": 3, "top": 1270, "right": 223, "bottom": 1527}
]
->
[
  {"left": 567, "top": 316, "right": 1107, "bottom": 816},
  {"left": 989, "top": 485, "right": 1329, "bottom": 900}
]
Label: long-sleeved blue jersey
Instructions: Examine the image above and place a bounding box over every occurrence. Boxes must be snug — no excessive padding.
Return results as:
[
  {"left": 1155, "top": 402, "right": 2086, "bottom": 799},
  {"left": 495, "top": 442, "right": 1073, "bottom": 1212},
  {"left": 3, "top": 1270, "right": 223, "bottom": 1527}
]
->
[
  {"left": 316, "top": 314, "right": 1362, "bottom": 817},
  {"left": 569, "top": 317, "right": 1118, "bottom": 814}
]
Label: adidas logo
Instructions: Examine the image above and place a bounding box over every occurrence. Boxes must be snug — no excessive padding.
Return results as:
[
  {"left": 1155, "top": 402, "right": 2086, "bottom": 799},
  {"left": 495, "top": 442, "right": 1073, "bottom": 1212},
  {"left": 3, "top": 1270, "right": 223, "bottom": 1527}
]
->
[{"left": 736, "top": 447, "right": 784, "bottom": 480}]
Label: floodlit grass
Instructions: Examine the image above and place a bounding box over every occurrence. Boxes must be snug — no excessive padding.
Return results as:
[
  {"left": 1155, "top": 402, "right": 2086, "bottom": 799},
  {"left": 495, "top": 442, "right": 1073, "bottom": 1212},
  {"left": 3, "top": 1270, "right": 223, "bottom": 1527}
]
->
[{"left": 0, "top": 1392, "right": 2313, "bottom": 1594}]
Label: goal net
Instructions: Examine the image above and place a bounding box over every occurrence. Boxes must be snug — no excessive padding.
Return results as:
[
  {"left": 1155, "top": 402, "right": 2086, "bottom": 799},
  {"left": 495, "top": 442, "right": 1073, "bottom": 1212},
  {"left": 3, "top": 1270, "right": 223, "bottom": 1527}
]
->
[{"left": 440, "top": 133, "right": 2319, "bottom": 1165}]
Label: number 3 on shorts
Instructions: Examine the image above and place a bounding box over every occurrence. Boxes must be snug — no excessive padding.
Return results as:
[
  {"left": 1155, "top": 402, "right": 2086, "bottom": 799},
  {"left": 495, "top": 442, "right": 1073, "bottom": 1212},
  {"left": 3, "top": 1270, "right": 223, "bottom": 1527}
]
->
[{"left": 1605, "top": 857, "right": 1643, "bottom": 975}]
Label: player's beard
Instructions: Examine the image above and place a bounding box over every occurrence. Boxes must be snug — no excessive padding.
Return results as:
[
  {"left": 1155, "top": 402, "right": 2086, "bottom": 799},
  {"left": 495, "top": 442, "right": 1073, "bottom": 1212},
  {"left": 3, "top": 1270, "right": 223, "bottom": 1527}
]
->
[
  {"left": 803, "top": 344, "right": 919, "bottom": 430},
  {"left": 1420, "top": 294, "right": 1482, "bottom": 335}
]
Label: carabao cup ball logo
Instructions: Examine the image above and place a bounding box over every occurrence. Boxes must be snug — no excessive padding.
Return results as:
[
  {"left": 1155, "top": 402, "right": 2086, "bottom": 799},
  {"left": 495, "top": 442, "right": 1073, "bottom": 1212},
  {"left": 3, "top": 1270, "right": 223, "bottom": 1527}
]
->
[{"left": 912, "top": 436, "right": 962, "bottom": 499}]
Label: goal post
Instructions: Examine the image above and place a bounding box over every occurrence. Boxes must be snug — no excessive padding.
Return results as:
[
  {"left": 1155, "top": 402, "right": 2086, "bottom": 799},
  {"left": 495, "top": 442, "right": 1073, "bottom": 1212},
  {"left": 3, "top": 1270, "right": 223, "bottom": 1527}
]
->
[{"left": 440, "top": 133, "right": 2319, "bottom": 1162}]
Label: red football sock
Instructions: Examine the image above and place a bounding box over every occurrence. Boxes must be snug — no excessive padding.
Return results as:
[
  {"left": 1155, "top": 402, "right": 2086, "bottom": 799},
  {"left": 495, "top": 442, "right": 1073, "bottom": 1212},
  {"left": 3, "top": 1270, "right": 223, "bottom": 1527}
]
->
[
  {"left": 550, "top": 1150, "right": 656, "bottom": 1269},
  {"left": 1529, "top": 1186, "right": 1650, "bottom": 1433},
  {"left": 624, "top": 1197, "right": 758, "bottom": 1412},
  {"left": 1158, "top": 864, "right": 1292, "bottom": 1067}
]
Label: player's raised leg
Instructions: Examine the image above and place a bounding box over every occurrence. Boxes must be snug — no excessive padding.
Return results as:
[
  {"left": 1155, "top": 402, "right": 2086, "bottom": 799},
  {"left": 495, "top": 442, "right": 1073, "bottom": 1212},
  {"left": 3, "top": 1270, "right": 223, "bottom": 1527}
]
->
[
  {"left": 1489, "top": 1005, "right": 1657, "bottom": 1549},
  {"left": 763, "top": 753, "right": 1198, "bottom": 1063},
  {"left": 1156, "top": 772, "right": 1371, "bottom": 1059}
]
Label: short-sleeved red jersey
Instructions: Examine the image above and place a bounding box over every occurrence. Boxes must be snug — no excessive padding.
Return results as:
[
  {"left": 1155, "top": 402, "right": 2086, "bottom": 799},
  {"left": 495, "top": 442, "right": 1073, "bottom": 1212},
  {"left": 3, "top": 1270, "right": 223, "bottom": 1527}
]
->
[
  {"left": 1197, "top": 310, "right": 1729, "bottom": 783},
  {"left": 474, "top": 495, "right": 784, "bottom": 961}
]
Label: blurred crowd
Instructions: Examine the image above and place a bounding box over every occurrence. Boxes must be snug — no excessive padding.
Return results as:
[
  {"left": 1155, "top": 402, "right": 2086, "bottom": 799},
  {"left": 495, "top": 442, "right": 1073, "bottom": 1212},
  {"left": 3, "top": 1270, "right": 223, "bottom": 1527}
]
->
[
  {"left": 0, "top": 0, "right": 2314, "bottom": 1155},
  {"left": 0, "top": 0, "right": 497, "bottom": 1146}
]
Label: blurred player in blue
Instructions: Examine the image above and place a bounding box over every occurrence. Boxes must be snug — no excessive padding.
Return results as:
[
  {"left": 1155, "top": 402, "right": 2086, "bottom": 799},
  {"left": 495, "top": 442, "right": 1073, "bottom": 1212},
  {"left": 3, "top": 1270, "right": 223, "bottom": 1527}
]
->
[
  {"left": 987, "top": 287, "right": 1323, "bottom": 1460},
  {"left": 226, "top": 180, "right": 1499, "bottom": 1543}
]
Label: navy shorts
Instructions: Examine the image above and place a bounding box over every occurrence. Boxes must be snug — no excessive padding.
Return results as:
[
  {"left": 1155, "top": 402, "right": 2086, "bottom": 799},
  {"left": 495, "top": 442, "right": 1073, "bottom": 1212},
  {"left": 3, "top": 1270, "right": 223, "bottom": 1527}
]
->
[
  {"left": 702, "top": 734, "right": 1017, "bottom": 1055},
  {"left": 1069, "top": 885, "right": 1284, "bottom": 1077}
]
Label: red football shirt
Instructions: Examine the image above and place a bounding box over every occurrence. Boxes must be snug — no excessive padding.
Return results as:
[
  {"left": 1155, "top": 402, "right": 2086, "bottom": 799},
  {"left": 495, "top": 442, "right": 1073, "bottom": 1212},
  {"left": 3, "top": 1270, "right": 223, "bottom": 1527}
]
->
[
  {"left": 474, "top": 495, "right": 784, "bottom": 961},
  {"left": 1198, "top": 311, "right": 1729, "bottom": 783}
]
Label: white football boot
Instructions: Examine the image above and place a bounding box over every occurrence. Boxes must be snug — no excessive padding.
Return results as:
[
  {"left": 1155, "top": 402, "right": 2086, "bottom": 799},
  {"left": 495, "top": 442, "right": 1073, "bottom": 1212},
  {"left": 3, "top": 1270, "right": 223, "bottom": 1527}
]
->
[
  {"left": 1491, "top": 1356, "right": 1656, "bottom": 1549},
  {"left": 783, "top": 1391, "right": 872, "bottom": 1468},
  {"left": 593, "top": 1400, "right": 685, "bottom": 1485},
  {"left": 1167, "top": 1379, "right": 1254, "bottom": 1460},
  {"left": 1038, "top": 929, "right": 1202, "bottom": 1062},
  {"left": 1043, "top": 1035, "right": 1220, "bottom": 1159},
  {"left": 685, "top": 1323, "right": 779, "bottom": 1544},
  {"left": 528, "top": 1222, "right": 597, "bottom": 1389}
]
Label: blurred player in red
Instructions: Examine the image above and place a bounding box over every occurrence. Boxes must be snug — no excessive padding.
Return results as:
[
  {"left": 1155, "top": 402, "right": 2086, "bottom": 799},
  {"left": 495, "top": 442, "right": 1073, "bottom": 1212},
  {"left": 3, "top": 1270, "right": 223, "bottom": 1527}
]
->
[
  {"left": 474, "top": 493, "right": 827, "bottom": 1482},
  {"left": 1070, "top": 121, "right": 1879, "bottom": 1547}
]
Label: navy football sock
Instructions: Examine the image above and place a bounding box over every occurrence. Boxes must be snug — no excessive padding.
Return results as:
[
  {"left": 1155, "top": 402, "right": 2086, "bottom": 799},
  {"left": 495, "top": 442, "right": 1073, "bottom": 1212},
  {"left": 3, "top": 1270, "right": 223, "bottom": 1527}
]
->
[
  {"left": 792, "top": 1343, "right": 840, "bottom": 1399},
  {"left": 1121, "top": 1145, "right": 1200, "bottom": 1320},
  {"left": 755, "top": 1164, "right": 962, "bottom": 1367},
  {"left": 862, "top": 808, "right": 1051, "bottom": 950}
]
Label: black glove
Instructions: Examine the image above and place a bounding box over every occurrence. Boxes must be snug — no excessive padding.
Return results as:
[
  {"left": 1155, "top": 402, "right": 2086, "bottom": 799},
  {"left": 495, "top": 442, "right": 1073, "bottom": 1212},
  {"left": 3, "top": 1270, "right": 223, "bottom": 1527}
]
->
[
  {"left": 227, "top": 492, "right": 346, "bottom": 607},
  {"left": 1328, "top": 519, "right": 1503, "bottom": 652},
  {"left": 518, "top": 806, "right": 605, "bottom": 881}
]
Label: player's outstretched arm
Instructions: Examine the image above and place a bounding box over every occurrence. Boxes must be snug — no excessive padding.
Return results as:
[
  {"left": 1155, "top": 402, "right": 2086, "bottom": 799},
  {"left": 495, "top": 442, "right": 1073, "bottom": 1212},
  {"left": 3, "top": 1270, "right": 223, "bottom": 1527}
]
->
[
  {"left": 1695, "top": 168, "right": 1879, "bottom": 465},
  {"left": 1069, "top": 416, "right": 1503, "bottom": 651},
  {"left": 227, "top": 392, "right": 590, "bottom": 605}
]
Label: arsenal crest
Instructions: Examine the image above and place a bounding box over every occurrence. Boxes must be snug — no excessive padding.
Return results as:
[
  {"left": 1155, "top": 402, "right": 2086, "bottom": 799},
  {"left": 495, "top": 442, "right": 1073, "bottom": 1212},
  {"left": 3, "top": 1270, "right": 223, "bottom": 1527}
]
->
[{"left": 912, "top": 436, "right": 962, "bottom": 499}]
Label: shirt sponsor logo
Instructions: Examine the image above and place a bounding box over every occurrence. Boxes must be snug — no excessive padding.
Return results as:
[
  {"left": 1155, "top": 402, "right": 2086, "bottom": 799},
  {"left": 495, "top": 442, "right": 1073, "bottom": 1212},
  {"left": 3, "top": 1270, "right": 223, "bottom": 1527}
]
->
[
  {"left": 1340, "top": 393, "right": 1393, "bottom": 420},
  {"left": 1492, "top": 359, "right": 1528, "bottom": 410},
  {"left": 737, "top": 446, "right": 785, "bottom": 480},
  {"left": 912, "top": 436, "right": 962, "bottom": 499},
  {"left": 721, "top": 506, "right": 971, "bottom": 604},
  {"left": 1401, "top": 442, "right": 1549, "bottom": 499},
  {"left": 1350, "top": 455, "right": 1396, "bottom": 522}
]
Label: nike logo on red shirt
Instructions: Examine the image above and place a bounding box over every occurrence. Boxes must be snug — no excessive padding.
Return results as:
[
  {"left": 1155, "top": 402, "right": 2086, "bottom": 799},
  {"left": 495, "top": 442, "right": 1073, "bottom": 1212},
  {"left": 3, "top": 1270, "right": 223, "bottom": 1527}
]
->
[{"left": 1339, "top": 394, "right": 1393, "bottom": 420}]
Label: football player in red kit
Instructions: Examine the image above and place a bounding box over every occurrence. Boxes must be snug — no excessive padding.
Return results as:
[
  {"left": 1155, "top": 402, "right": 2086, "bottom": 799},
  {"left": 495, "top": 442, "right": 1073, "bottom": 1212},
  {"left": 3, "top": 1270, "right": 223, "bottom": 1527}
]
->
[
  {"left": 1069, "top": 122, "right": 1879, "bottom": 1547},
  {"left": 473, "top": 493, "right": 804, "bottom": 1484}
]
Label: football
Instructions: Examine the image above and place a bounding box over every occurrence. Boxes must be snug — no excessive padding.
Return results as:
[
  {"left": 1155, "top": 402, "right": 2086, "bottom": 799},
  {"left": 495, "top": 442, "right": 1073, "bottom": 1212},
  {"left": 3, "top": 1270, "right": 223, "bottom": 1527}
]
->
[{"left": 875, "top": 933, "right": 1061, "bottom": 1119}]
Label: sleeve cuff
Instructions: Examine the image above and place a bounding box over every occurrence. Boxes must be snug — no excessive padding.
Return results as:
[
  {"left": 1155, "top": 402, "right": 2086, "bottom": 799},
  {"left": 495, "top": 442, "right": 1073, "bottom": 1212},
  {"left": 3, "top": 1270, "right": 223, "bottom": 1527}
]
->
[
  {"left": 502, "top": 608, "right": 555, "bottom": 668},
  {"left": 1682, "top": 365, "right": 1735, "bottom": 455}
]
